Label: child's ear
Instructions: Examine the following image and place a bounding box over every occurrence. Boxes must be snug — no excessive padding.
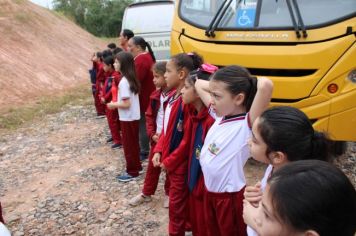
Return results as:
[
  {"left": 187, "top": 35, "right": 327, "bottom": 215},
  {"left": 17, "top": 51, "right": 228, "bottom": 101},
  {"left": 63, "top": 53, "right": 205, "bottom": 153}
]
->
[
  {"left": 304, "top": 230, "right": 319, "bottom": 236},
  {"left": 269, "top": 151, "right": 287, "bottom": 166},
  {"left": 233, "top": 93, "right": 245, "bottom": 107},
  {"left": 178, "top": 69, "right": 188, "bottom": 80}
]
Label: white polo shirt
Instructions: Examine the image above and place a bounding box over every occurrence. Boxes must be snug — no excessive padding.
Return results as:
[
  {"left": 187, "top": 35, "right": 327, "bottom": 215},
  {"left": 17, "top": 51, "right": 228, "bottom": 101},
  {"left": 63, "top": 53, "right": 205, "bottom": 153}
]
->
[
  {"left": 156, "top": 91, "right": 170, "bottom": 134},
  {"left": 247, "top": 164, "right": 273, "bottom": 236},
  {"left": 200, "top": 111, "right": 251, "bottom": 193},
  {"left": 118, "top": 77, "right": 140, "bottom": 121}
]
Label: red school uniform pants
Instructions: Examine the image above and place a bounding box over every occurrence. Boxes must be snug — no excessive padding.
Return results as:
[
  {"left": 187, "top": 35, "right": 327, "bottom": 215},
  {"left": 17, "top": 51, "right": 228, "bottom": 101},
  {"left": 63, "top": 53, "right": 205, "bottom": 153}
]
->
[
  {"left": 204, "top": 187, "right": 247, "bottom": 236},
  {"left": 94, "top": 82, "right": 106, "bottom": 116},
  {"left": 189, "top": 176, "right": 207, "bottom": 236},
  {"left": 120, "top": 120, "right": 142, "bottom": 177},
  {"left": 168, "top": 172, "right": 189, "bottom": 236},
  {"left": 142, "top": 142, "right": 170, "bottom": 196},
  {"left": 105, "top": 108, "right": 122, "bottom": 145}
]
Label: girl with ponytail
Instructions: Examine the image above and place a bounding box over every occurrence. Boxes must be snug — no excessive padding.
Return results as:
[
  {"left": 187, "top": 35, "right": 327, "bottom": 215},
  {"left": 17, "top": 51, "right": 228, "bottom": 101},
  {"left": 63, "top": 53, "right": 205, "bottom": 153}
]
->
[
  {"left": 128, "top": 36, "right": 156, "bottom": 161},
  {"left": 194, "top": 66, "right": 273, "bottom": 235},
  {"left": 243, "top": 106, "right": 332, "bottom": 236}
]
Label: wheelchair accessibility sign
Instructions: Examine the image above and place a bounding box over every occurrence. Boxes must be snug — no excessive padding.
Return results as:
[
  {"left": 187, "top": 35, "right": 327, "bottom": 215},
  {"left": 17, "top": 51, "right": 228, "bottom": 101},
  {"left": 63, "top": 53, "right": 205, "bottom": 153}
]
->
[{"left": 236, "top": 3, "right": 256, "bottom": 27}]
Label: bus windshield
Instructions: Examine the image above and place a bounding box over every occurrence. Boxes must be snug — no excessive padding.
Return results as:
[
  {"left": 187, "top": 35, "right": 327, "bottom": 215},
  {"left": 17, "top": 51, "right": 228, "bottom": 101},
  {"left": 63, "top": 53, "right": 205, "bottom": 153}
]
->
[{"left": 179, "top": 0, "right": 356, "bottom": 29}]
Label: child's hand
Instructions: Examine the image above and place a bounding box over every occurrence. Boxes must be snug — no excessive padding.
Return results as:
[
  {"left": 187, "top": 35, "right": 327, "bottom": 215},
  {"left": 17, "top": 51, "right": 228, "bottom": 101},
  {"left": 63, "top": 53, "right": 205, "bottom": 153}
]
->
[
  {"left": 243, "top": 199, "right": 261, "bottom": 231},
  {"left": 244, "top": 182, "right": 262, "bottom": 208},
  {"left": 152, "top": 133, "right": 160, "bottom": 143},
  {"left": 152, "top": 153, "right": 161, "bottom": 167},
  {"left": 106, "top": 102, "right": 115, "bottom": 110},
  {"left": 100, "top": 97, "right": 106, "bottom": 104}
]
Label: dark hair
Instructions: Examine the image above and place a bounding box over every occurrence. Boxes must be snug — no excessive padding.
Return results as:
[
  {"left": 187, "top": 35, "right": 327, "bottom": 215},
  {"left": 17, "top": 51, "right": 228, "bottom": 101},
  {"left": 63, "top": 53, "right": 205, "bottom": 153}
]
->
[
  {"left": 131, "top": 36, "right": 156, "bottom": 62},
  {"left": 116, "top": 52, "right": 140, "bottom": 94},
  {"left": 107, "top": 43, "right": 116, "bottom": 50},
  {"left": 171, "top": 52, "right": 203, "bottom": 73},
  {"left": 103, "top": 55, "right": 114, "bottom": 69},
  {"left": 268, "top": 160, "right": 356, "bottom": 236},
  {"left": 96, "top": 51, "right": 103, "bottom": 62},
  {"left": 102, "top": 49, "right": 113, "bottom": 59},
  {"left": 258, "top": 106, "right": 331, "bottom": 162},
  {"left": 112, "top": 47, "right": 122, "bottom": 56},
  {"left": 122, "top": 29, "right": 134, "bottom": 39},
  {"left": 152, "top": 61, "right": 167, "bottom": 76},
  {"left": 211, "top": 65, "right": 257, "bottom": 111}
]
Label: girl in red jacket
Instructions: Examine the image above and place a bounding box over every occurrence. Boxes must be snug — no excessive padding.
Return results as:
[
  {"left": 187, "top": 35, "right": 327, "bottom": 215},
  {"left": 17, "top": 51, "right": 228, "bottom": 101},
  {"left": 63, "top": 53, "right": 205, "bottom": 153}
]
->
[
  {"left": 101, "top": 56, "right": 122, "bottom": 149},
  {"left": 180, "top": 64, "right": 218, "bottom": 236},
  {"left": 129, "top": 61, "right": 174, "bottom": 207},
  {"left": 91, "top": 51, "right": 106, "bottom": 117},
  {"left": 152, "top": 52, "right": 203, "bottom": 236}
]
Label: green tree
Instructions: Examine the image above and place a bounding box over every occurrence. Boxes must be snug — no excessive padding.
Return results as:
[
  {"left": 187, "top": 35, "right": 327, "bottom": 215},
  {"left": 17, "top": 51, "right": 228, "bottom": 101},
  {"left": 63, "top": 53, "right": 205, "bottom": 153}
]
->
[{"left": 53, "top": 0, "right": 132, "bottom": 37}]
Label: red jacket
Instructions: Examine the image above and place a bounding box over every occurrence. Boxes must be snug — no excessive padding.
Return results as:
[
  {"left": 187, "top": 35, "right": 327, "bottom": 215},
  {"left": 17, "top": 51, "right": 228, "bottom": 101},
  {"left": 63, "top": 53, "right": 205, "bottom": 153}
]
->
[
  {"left": 100, "top": 70, "right": 120, "bottom": 103},
  {"left": 154, "top": 95, "right": 192, "bottom": 174},
  {"left": 145, "top": 89, "right": 175, "bottom": 141},
  {"left": 134, "top": 52, "right": 155, "bottom": 113},
  {"left": 187, "top": 106, "right": 214, "bottom": 196}
]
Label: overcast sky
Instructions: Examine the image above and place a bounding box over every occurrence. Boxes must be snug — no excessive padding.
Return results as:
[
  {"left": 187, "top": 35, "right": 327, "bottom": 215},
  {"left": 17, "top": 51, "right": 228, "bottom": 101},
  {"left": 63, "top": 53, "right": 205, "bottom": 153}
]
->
[{"left": 29, "top": 0, "right": 53, "bottom": 9}]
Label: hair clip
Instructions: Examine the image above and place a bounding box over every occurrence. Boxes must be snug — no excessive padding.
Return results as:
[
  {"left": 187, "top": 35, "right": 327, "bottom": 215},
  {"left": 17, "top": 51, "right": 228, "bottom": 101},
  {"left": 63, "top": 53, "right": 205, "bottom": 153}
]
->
[{"left": 200, "top": 63, "right": 218, "bottom": 74}]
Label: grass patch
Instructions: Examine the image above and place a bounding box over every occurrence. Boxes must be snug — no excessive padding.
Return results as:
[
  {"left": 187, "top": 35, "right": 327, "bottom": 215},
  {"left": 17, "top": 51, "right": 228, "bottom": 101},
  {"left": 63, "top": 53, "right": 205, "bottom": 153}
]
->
[{"left": 0, "top": 85, "right": 91, "bottom": 131}]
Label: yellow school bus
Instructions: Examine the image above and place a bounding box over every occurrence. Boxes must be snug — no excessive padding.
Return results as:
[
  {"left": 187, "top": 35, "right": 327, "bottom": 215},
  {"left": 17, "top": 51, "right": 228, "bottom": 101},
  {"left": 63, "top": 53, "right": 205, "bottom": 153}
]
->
[{"left": 171, "top": 0, "right": 356, "bottom": 146}]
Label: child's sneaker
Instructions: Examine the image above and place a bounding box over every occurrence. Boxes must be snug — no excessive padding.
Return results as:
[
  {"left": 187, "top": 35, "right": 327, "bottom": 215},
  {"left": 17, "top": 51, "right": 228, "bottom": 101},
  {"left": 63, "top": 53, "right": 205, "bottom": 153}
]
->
[
  {"left": 111, "top": 143, "right": 122, "bottom": 149},
  {"left": 116, "top": 173, "right": 137, "bottom": 182},
  {"left": 163, "top": 195, "right": 169, "bottom": 208},
  {"left": 106, "top": 137, "right": 113, "bottom": 143},
  {"left": 129, "top": 194, "right": 152, "bottom": 206}
]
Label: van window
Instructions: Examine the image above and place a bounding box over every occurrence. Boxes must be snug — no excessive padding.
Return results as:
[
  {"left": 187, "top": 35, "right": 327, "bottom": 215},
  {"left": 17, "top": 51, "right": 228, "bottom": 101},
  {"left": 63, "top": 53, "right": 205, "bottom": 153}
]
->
[{"left": 123, "top": 3, "right": 174, "bottom": 34}]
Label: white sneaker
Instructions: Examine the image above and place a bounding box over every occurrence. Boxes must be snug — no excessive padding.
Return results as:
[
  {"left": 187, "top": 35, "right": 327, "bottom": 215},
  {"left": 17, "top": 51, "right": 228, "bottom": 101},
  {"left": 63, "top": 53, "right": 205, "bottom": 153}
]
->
[
  {"left": 163, "top": 195, "right": 169, "bottom": 208},
  {"left": 129, "top": 193, "right": 152, "bottom": 206}
]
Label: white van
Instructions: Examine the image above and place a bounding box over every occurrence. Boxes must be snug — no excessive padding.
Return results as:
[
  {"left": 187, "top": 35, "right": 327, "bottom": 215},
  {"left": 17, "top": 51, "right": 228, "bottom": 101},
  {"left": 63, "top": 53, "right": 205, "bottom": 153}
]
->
[{"left": 122, "top": 0, "right": 174, "bottom": 61}]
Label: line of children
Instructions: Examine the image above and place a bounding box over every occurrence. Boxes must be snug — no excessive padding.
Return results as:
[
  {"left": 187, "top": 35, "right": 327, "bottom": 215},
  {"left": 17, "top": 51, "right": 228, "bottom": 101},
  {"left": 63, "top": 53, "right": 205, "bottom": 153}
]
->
[
  {"left": 107, "top": 51, "right": 142, "bottom": 182},
  {"left": 88, "top": 48, "right": 355, "bottom": 236},
  {"left": 129, "top": 61, "right": 173, "bottom": 207}
]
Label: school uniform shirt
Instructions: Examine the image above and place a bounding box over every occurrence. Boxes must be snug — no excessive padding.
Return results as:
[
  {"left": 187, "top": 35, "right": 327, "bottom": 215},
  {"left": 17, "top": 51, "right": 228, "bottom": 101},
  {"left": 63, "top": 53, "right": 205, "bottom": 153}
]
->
[
  {"left": 154, "top": 95, "right": 191, "bottom": 174},
  {"left": 145, "top": 89, "right": 174, "bottom": 141},
  {"left": 118, "top": 77, "right": 140, "bottom": 121},
  {"left": 247, "top": 164, "right": 273, "bottom": 236},
  {"left": 134, "top": 52, "right": 155, "bottom": 113},
  {"left": 200, "top": 110, "right": 252, "bottom": 193}
]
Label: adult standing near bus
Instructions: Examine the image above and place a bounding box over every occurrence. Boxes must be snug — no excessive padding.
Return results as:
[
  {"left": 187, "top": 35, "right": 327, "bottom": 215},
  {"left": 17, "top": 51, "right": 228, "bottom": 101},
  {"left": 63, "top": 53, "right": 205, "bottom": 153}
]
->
[
  {"left": 128, "top": 36, "right": 156, "bottom": 161},
  {"left": 118, "top": 29, "right": 134, "bottom": 52}
]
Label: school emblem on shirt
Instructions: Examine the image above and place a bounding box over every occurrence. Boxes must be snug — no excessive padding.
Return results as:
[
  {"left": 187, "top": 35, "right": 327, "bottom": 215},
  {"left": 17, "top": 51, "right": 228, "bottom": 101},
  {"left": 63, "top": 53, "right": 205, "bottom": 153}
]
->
[
  {"left": 177, "top": 119, "right": 183, "bottom": 132},
  {"left": 208, "top": 142, "right": 220, "bottom": 155},
  {"left": 195, "top": 146, "right": 201, "bottom": 159}
]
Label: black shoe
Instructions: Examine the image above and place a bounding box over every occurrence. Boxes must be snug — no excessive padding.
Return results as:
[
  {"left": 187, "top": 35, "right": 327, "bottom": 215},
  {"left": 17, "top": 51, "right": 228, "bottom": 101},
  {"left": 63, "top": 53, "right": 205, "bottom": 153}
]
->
[
  {"left": 140, "top": 153, "right": 149, "bottom": 161},
  {"left": 111, "top": 143, "right": 122, "bottom": 149},
  {"left": 106, "top": 137, "right": 113, "bottom": 143}
]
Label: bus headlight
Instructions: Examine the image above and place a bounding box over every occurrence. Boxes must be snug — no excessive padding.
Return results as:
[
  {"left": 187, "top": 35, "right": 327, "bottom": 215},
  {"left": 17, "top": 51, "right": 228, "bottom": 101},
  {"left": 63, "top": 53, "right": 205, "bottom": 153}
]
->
[{"left": 347, "top": 70, "right": 356, "bottom": 83}]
